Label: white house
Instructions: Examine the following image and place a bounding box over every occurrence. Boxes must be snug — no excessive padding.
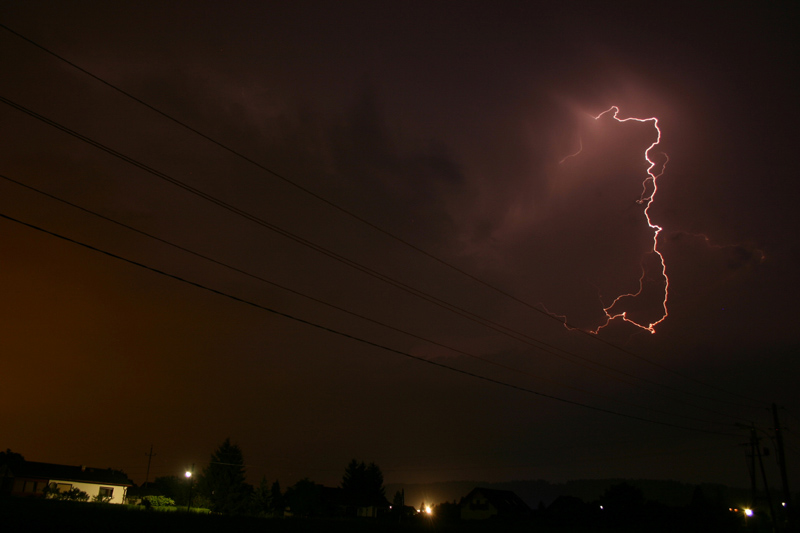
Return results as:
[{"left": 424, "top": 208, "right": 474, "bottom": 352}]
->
[{"left": 2, "top": 460, "right": 132, "bottom": 504}]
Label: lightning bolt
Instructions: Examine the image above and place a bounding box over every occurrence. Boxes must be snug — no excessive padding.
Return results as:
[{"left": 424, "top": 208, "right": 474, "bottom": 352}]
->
[
  {"left": 562, "top": 106, "right": 670, "bottom": 334},
  {"left": 558, "top": 137, "right": 583, "bottom": 164}
]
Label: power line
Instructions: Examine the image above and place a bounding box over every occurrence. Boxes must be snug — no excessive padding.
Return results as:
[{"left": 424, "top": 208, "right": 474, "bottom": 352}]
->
[
  {"left": 0, "top": 22, "right": 760, "bottom": 406},
  {"left": 0, "top": 171, "right": 742, "bottom": 427},
  {"left": 0, "top": 209, "right": 741, "bottom": 437},
  {"left": 0, "top": 94, "right": 756, "bottom": 414}
]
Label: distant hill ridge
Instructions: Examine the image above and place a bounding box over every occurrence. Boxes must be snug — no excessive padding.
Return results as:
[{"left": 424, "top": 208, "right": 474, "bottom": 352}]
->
[{"left": 385, "top": 479, "right": 753, "bottom": 509}]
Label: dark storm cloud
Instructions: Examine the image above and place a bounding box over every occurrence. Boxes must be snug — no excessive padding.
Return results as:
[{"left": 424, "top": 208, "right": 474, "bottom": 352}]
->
[
  {"left": 1, "top": 1, "right": 798, "bottom": 491},
  {"left": 324, "top": 87, "right": 465, "bottom": 244}
]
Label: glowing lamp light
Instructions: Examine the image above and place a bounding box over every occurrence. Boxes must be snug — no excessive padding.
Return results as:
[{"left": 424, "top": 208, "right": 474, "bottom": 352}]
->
[
  {"left": 185, "top": 470, "right": 192, "bottom": 478},
  {"left": 425, "top": 505, "right": 432, "bottom": 515},
  {"left": 744, "top": 508, "right": 754, "bottom": 517}
]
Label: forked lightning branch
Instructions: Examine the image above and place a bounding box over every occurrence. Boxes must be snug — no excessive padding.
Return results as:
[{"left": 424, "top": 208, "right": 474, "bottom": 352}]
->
[{"left": 561, "top": 106, "right": 669, "bottom": 335}]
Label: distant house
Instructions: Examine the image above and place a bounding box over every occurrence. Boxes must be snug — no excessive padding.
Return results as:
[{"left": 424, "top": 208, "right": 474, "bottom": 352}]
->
[
  {"left": 459, "top": 487, "right": 531, "bottom": 520},
  {"left": 545, "top": 494, "right": 597, "bottom": 525},
  {"left": 0, "top": 460, "right": 132, "bottom": 504}
]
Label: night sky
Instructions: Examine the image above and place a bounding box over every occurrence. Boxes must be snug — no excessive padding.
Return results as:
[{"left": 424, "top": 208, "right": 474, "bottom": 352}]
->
[{"left": 2, "top": 2, "right": 798, "bottom": 493}]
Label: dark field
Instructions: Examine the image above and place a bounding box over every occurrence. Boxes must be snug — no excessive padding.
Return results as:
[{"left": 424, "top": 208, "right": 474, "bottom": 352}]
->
[{"left": 0, "top": 497, "right": 750, "bottom": 532}]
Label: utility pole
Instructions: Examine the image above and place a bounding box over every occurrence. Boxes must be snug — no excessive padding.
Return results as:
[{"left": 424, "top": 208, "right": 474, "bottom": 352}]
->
[
  {"left": 144, "top": 444, "right": 156, "bottom": 488},
  {"left": 754, "top": 427, "right": 777, "bottom": 533},
  {"left": 772, "top": 403, "right": 793, "bottom": 530},
  {"left": 748, "top": 427, "right": 758, "bottom": 509}
]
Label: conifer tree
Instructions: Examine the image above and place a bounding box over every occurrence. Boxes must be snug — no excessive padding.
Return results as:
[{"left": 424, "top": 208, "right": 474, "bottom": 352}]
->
[
  {"left": 199, "top": 438, "right": 251, "bottom": 514},
  {"left": 270, "top": 479, "right": 284, "bottom": 517},
  {"left": 341, "top": 459, "right": 386, "bottom": 506}
]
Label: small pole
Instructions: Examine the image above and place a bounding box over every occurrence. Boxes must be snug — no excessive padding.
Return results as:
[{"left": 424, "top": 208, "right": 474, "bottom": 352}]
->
[
  {"left": 773, "top": 403, "right": 793, "bottom": 530},
  {"left": 144, "top": 445, "right": 156, "bottom": 488},
  {"left": 186, "top": 464, "right": 194, "bottom": 512},
  {"left": 749, "top": 427, "right": 758, "bottom": 508},
  {"left": 754, "top": 428, "right": 777, "bottom": 532}
]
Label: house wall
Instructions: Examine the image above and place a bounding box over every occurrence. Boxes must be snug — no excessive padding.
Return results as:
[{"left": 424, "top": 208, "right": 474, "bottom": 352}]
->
[
  {"left": 357, "top": 505, "right": 378, "bottom": 518},
  {"left": 49, "top": 478, "right": 128, "bottom": 504},
  {"left": 11, "top": 477, "right": 48, "bottom": 497},
  {"left": 460, "top": 492, "right": 498, "bottom": 520}
]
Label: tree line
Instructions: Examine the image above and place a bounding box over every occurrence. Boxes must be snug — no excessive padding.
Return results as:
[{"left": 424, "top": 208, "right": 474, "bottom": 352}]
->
[{"left": 142, "top": 439, "right": 388, "bottom": 517}]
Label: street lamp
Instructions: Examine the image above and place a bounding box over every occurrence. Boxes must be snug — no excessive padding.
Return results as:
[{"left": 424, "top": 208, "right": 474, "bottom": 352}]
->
[{"left": 185, "top": 464, "right": 194, "bottom": 512}]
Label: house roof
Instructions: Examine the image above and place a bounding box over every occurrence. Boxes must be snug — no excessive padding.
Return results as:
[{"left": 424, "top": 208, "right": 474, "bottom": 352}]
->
[
  {"left": 461, "top": 487, "right": 531, "bottom": 514},
  {"left": 11, "top": 461, "right": 132, "bottom": 486}
]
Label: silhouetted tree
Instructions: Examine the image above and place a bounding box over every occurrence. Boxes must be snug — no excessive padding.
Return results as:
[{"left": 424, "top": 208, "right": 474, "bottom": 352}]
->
[
  {"left": 434, "top": 500, "right": 461, "bottom": 522},
  {"left": 393, "top": 489, "right": 405, "bottom": 508},
  {"left": 253, "top": 476, "right": 271, "bottom": 516},
  {"left": 198, "top": 438, "right": 252, "bottom": 514},
  {"left": 285, "top": 478, "right": 323, "bottom": 517},
  {"left": 599, "top": 482, "right": 646, "bottom": 525},
  {"left": 0, "top": 449, "right": 24, "bottom": 492},
  {"left": 365, "top": 462, "right": 385, "bottom": 499},
  {"left": 341, "top": 459, "right": 386, "bottom": 506},
  {"left": 600, "top": 482, "right": 645, "bottom": 512},
  {"left": 342, "top": 459, "right": 365, "bottom": 491},
  {"left": 270, "top": 480, "right": 285, "bottom": 517},
  {"left": 690, "top": 484, "right": 709, "bottom": 509},
  {"left": 0, "top": 449, "right": 24, "bottom": 468},
  {"left": 152, "top": 475, "right": 189, "bottom": 505}
]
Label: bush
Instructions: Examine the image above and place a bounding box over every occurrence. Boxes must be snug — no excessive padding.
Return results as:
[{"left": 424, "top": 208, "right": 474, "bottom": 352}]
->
[
  {"left": 43, "top": 484, "right": 89, "bottom": 502},
  {"left": 142, "top": 495, "right": 176, "bottom": 508}
]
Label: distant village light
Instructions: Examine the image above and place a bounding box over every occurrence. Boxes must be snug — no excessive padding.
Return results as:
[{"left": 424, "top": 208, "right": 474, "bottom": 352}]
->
[
  {"left": 425, "top": 505, "right": 432, "bottom": 515},
  {"left": 185, "top": 470, "right": 192, "bottom": 478}
]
